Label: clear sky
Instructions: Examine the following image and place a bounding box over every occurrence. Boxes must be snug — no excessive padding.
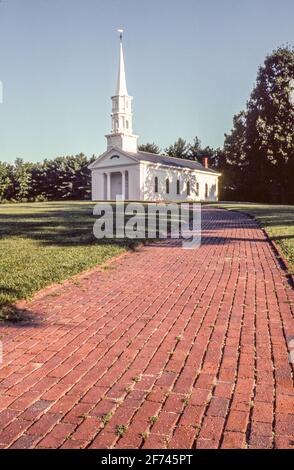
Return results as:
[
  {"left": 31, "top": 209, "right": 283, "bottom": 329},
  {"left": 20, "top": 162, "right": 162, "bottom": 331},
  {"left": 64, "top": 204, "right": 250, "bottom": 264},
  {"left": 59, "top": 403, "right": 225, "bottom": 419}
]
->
[{"left": 0, "top": 0, "right": 293, "bottom": 163}]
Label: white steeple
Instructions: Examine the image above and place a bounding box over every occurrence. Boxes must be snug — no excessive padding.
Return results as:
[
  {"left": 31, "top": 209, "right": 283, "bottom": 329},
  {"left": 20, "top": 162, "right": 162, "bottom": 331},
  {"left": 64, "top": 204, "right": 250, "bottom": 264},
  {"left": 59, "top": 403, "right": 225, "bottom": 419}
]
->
[
  {"left": 116, "top": 38, "right": 128, "bottom": 96},
  {"left": 105, "top": 29, "right": 138, "bottom": 153}
]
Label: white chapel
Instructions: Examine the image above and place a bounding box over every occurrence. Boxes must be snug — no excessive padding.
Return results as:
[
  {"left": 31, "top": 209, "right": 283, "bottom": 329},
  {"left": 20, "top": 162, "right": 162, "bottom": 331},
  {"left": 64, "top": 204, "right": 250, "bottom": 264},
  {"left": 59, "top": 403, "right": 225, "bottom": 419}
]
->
[{"left": 89, "top": 32, "right": 220, "bottom": 201}]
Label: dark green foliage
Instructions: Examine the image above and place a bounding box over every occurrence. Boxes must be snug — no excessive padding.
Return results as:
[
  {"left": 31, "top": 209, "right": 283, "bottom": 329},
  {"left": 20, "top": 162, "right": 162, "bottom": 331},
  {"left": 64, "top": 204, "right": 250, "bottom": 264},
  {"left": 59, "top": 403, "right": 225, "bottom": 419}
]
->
[
  {"left": 165, "top": 137, "right": 190, "bottom": 159},
  {"left": 138, "top": 142, "right": 161, "bottom": 154},
  {"left": 164, "top": 136, "right": 217, "bottom": 164},
  {"left": 188, "top": 136, "right": 202, "bottom": 160},
  {"left": 214, "top": 112, "right": 249, "bottom": 200},
  {"left": 0, "top": 153, "right": 94, "bottom": 202},
  {"left": 140, "top": 137, "right": 211, "bottom": 161},
  {"left": 13, "top": 158, "right": 33, "bottom": 201},
  {"left": 217, "top": 46, "right": 294, "bottom": 203},
  {"left": 245, "top": 46, "right": 294, "bottom": 203},
  {"left": 0, "top": 161, "right": 14, "bottom": 201}
]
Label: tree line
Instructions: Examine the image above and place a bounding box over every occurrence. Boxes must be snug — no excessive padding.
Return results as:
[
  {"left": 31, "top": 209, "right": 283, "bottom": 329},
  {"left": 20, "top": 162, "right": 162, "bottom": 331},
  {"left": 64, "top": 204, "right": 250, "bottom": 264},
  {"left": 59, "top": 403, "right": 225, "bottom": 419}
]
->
[
  {"left": 0, "top": 154, "right": 94, "bottom": 202},
  {"left": 0, "top": 138, "right": 212, "bottom": 203},
  {"left": 138, "top": 136, "right": 214, "bottom": 161},
  {"left": 0, "top": 46, "right": 293, "bottom": 204}
]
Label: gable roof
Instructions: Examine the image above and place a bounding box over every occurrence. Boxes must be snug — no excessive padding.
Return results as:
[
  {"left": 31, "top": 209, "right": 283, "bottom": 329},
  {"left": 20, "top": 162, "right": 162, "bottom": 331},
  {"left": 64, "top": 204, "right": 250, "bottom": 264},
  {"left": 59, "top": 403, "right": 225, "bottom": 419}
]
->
[
  {"left": 89, "top": 147, "right": 220, "bottom": 175},
  {"left": 126, "top": 150, "right": 220, "bottom": 174}
]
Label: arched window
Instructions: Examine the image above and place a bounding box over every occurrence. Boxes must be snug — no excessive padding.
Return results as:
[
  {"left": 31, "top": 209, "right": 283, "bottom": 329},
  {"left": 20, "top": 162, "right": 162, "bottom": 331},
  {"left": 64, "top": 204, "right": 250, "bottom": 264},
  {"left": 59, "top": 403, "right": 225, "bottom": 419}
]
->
[
  {"left": 115, "top": 119, "right": 119, "bottom": 130},
  {"left": 154, "top": 176, "right": 158, "bottom": 193},
  {"left": 103, "top": 173, "right": 107, "bottom": 199},
  {"left": 196, "top": 182, "right": 199, "bottom": 196},
  {"left": 166, "top": 178, "right": 170, "bottom": 194},
  {"left": 187, "top": 181, "right": 190, "bottom": 196},
  {"left": 125, "top": 171, "right": 129, "bottom": 199},
  {"left": 126, "top": 120, "right": 129, "bottom": 129},
  {"left": 176, "top": 179, "right": 180, "bottom": 195},
  {"left": 205, "top": 183, "right": 208, "bottom": 198}
]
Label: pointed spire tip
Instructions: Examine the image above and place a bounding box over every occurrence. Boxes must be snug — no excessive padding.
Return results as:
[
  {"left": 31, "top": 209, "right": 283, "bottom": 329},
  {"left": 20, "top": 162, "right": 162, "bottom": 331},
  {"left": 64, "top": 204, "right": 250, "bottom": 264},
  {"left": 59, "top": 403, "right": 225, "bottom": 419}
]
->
[
  {"left": 117, "top": 28, "right": 123, "bottom": 42},
  {"left": 116, "top": 28, "right": 128, "bottom": 96}
]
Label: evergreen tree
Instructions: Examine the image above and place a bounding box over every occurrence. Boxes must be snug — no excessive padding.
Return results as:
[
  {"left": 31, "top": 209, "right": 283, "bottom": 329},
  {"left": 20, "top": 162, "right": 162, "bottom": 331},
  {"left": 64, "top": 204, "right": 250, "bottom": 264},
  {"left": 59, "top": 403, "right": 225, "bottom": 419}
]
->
[
  {"left": 245, "top": 46, "right": 294, "bottom": 202},
  {"left": 165, "top": 138, "right": 189, "bottom": 159},
  {"left": 219, "top": 112, "right": 248, "bottom": 200},
  {"left": 0, "top": 154, "right": 92, "bottom": 202},
  {"left": 138, "top": 142, "right": 161, "bottom": 154},
  {"left": 188, "top": 136, "right": 202, "bottom": 160},
  {"left": 219, "top": 46, "right": 294, "bottom": 203}
]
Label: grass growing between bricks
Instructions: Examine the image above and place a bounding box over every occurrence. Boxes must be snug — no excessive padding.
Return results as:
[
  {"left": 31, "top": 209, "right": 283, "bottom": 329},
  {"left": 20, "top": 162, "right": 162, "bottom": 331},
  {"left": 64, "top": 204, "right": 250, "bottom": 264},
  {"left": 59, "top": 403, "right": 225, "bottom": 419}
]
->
[
  {"left": 0, "top": 201, "right": 130, "bottom": 320},
  {"left": 208, "top": 202, "right": 294, "bottom": 273},
  {"left": 116, "top": 424, "right": 128, "bottom": 437}
]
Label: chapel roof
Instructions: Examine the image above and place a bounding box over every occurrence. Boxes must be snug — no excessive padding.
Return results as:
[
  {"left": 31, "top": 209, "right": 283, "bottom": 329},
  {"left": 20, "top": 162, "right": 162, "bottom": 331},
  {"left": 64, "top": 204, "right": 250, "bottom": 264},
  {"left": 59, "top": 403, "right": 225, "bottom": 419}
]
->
[{"left": 125, "top": 150, "right": 220, "bottom": 174}]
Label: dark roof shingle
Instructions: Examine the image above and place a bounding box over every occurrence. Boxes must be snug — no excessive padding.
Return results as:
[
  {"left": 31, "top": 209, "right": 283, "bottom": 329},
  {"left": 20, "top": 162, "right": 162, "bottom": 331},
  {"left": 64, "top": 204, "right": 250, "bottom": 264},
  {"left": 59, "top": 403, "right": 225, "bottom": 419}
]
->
[{"left": 126, "top": 150, "right": 219, "bottom": 174}]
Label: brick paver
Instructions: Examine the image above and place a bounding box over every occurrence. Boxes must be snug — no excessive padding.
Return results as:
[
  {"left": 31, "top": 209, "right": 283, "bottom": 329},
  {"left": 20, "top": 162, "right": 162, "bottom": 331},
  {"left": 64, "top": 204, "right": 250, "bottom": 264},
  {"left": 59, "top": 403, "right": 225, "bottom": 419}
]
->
[{"left": 0, "top": 207, "right": 293, "bottom": 449}]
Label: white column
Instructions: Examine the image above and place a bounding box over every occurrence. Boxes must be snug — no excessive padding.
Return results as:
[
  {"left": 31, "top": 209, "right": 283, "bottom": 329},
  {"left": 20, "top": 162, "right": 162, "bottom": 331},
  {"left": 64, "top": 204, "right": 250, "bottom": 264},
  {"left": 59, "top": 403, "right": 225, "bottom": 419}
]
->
[
  {"left": 121, "top": 171, "right": 125, "bottom": 198},
  {"left": 107, "top": 173, "right": 111, "bottom": 200}
]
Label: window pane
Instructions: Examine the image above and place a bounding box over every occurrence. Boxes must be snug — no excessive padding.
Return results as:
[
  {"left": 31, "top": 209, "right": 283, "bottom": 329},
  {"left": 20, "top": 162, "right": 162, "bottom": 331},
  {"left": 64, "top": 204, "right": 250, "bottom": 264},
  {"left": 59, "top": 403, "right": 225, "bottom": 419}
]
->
[
  {"left": 187, "top": 181, "right": 190, "bottom": 196},
  {"left": 166, "top": 179, "right": 169, "bottom": 194}
]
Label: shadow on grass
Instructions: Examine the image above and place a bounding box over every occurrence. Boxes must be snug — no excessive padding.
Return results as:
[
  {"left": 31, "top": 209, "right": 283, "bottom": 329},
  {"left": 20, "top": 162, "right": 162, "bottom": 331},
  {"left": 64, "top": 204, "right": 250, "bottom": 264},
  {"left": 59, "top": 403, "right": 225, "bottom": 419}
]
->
[
  {"left": 0, "top": 285, "right": 19, "bottom": 295},
  {"left": 0, "top": 204, "right": 188, "bottom": 247},
  {"left": 1, "top": 204, "right": 293, "bottom": 325}
]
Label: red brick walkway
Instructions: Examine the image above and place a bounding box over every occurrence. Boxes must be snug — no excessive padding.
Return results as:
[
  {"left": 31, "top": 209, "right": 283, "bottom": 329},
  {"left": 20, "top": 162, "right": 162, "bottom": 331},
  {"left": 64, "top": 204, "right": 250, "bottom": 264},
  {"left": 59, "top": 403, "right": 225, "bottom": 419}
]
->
[{"left": 0, "top": 208, "right": 293, "bottom": 449}]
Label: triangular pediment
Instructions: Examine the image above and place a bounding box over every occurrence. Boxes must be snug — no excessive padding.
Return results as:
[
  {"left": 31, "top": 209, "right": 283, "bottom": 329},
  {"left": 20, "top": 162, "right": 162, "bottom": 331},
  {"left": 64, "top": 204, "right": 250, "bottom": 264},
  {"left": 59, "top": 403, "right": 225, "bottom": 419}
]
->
[{"left": 88, "top": 147, "right": 139, "bottom": 170}]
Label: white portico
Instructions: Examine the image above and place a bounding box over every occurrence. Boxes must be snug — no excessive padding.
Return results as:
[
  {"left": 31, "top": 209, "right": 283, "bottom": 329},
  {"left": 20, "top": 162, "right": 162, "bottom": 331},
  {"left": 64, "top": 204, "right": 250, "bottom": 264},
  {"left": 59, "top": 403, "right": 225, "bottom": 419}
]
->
[
  {"left": 89, "top": 31, "right": 221, "bottom": 201},
  {"left": 94, "top": 149, "right": 140, "bottom": 200}
]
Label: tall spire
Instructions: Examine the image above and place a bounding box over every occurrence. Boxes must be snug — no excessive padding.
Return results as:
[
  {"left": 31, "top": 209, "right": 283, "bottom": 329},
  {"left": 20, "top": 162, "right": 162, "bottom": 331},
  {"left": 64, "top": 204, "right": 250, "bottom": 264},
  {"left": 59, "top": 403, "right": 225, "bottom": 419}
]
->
[
  {"left": 116, "top": 30, "right": 128, "bottom": 96},
  {"left": 105, "top": 29, "right": 138, "bottom": 153}
]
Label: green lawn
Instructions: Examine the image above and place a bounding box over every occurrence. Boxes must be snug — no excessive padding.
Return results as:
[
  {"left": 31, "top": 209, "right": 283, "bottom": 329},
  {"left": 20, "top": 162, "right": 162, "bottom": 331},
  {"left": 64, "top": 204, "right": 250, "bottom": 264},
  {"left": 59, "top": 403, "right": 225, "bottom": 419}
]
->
[
  {"left": 0, "top": 200, "right": 187, "bottom": 320},
  {"left": 209, "top": 202, "right": 294, "bottom": 273},
  {"left": 2, "top": 200, "right": 293, "bottom": 321},
  {"left": 0, "top": 201, "right": 128, "bottom": 320}
]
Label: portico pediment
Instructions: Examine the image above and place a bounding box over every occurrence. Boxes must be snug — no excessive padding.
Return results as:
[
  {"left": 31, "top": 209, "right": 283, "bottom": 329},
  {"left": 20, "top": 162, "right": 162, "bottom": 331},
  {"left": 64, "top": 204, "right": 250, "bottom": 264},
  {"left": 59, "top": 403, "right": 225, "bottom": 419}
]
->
[{"left": 88, "top": 147, "right": 139, "bottom": 170}]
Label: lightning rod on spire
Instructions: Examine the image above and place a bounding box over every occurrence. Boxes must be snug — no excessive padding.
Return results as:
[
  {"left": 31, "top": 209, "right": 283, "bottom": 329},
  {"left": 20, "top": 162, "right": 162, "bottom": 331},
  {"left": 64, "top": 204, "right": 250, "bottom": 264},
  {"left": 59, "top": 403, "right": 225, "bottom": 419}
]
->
[{"left": 117, "top": 28, "right": 123, "bottom": 42}]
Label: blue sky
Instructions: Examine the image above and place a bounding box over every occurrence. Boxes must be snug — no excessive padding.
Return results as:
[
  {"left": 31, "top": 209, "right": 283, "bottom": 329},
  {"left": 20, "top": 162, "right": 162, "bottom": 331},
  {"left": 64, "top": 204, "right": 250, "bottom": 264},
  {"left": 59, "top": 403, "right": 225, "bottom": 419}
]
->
[{"left": 0, "top": 0, "right": 293, "bottom": 163}]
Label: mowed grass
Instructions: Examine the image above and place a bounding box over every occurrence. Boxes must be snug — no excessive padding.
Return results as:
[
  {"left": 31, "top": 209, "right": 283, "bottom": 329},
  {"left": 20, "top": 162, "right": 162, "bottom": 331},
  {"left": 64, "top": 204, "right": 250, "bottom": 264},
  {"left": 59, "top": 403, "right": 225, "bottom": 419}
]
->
[
  {"left": 209, "top": 202, "right": 294, "bottom": 273},
  {"left": 0, "top": 201, "right": 127, "bottom": 319}
]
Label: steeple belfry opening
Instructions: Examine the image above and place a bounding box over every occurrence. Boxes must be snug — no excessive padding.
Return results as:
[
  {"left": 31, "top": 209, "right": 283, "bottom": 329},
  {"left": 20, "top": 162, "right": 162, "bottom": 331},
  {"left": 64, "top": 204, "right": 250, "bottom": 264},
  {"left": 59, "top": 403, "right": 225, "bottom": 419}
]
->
[{"left": 105, "top": 29, "right": 138, "bottom": 153}]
